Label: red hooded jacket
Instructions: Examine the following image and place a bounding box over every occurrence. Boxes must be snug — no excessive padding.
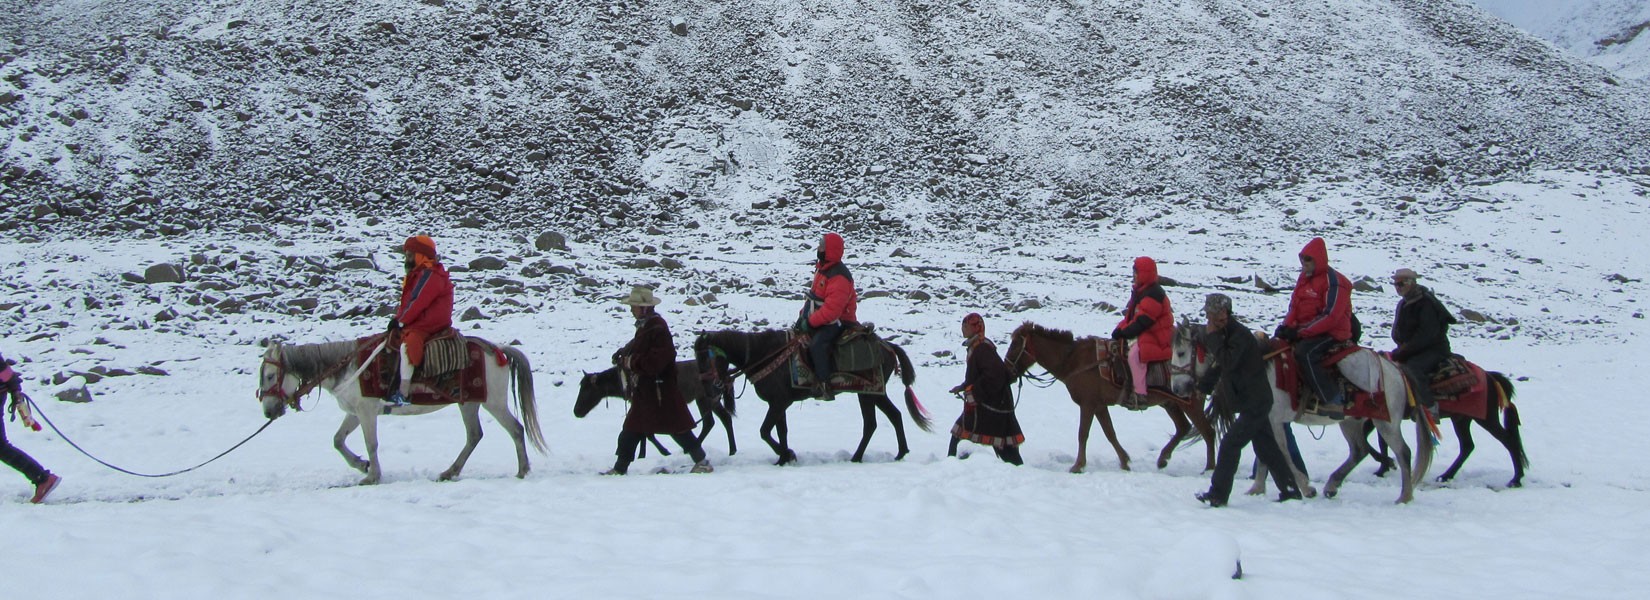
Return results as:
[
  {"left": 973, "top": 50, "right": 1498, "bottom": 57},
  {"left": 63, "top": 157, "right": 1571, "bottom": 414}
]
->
[
  {"left": 1115, "top": 256, "right": 1174, "bottom": 362},
  {"left": 1283, "top": 237, "right": 1353, "bottom": 341},
  {"left": 397, "top": 261, "right": 455, "bottom": 334},
  {"left": 808, "top": 232, "right": 858, "bottom": 327}
]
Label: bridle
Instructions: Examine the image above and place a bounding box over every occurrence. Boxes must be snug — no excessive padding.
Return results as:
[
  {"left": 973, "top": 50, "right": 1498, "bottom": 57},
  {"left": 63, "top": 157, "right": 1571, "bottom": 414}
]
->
[{"left": 258, "top": 344, "right": 352, "bottom": 412}]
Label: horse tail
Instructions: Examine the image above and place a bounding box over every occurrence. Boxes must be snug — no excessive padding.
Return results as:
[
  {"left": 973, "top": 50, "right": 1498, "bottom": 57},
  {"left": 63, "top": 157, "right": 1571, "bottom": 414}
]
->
[
  {"left": 1489, "top": 372, "right": 1528, "bottom": 469},
  {"left": 889, "top": 342, "right": 932, "bottom": 432},
  {"left": 1412, "top": 412, "right": 1435, "bottom": 489},
  {"left": 501, "top": 345, "right": 548, "bottom": 455}
]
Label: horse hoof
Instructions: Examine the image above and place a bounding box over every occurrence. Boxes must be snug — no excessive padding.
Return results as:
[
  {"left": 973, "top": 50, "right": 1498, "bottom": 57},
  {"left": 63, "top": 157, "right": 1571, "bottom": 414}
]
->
[
  {"left": 1507, "top": 480, "right": 1522, "bottom": 488},
  {"left": 439, "top": 472, "right": 458, "bottom": 482},
  {"left": 517, "top": 470, "right": 529, "bottom": 479},
  {"left": 1068, "top": 465, "right": 1084, "bottom": 474},
  {"left": 1324, "top": 489, "right": 1337, "bottom": 499},
  {"left": 1156, "top": 459, "right": 1169, "bottom": 470},
  {"left": 1435, "top": 474, "right": 1452, "bottom": 483},
  {"left": 359, "top": 477, "right": 380, "bottom": 486}
]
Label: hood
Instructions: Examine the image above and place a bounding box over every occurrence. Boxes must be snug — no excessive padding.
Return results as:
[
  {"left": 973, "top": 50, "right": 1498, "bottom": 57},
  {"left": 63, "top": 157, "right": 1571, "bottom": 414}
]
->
[
  {"left": 1298, "top": 237, "right": 1329, "bottom": 272},
  {"left": 1132, "top": 256, "right": 1158, "bottom": 290},
  {"left": 818, "top": 232, "right": 845, "bottom": 269}
]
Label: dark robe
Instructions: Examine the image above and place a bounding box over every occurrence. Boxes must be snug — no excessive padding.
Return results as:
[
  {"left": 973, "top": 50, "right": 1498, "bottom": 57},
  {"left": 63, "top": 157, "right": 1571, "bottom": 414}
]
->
[
  {"left": 951, "top": 338, "right": 1024, "bottom": 448},
  {"left": 617, "top": 313, "right": 696, "bottom": 434}
]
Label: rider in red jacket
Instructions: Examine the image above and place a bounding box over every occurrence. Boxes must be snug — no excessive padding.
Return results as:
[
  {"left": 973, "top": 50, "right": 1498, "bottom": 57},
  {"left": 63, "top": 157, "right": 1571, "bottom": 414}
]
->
[
  {"left": 798, "top": 232, "right": 857, "bottom": 400},
  {"left": 1276, "top": 237, "right": 1354, "bottom": 413},
  {"left": 1112, "top": 256, "right": 1174, "bottom": 407},
  {"left": 388, "top": 235, "right": 454, "bottom": 406}
]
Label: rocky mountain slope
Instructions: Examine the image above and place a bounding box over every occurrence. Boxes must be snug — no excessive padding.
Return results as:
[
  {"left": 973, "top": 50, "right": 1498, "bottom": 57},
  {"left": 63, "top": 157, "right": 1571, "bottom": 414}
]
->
[
  {"left": 2, "top": 0, "right": 1648, "bottom": 238},
  {"left": 1470, "top": 0, "right": 1650, "bottom": 81}
]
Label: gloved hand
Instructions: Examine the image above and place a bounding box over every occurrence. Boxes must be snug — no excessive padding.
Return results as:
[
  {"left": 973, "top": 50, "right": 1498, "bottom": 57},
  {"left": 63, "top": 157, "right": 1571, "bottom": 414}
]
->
[
  {"left": 1275, "top": 326, "right": 1298, "bottom": 342},
  {"left": 948, "top": 384, "right": 966, "bottom": 395},
  {"left": 794, "top": 314, "right": 813, "bottom": 334},
  {"left": 387, "top": 316, "right": 401, "bottom": 330},
  {"left": 1110, "top": 327, "right": 1124, "bottom": 339}
]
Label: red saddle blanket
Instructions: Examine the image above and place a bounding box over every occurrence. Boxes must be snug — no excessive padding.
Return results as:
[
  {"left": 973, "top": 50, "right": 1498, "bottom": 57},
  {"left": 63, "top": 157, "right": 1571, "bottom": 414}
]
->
[
  {"left": 1268, "top": 341, "right": 1390, "bottom": 421},
  {"left": 356, "top": 332, "right": 501, "bottom": 405},
  {"left": 1434, "top": 360, "right": 1490, "bottom": 421}
]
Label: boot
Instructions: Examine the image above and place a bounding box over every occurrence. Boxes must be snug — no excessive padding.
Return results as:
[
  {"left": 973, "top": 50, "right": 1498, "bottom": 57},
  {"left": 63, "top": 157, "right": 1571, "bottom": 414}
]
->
[
  {"left": 30, "top": 473, "right": 60, "bottom": 504},
  {"left": 1276, "top": 486, "right": 1303, "bottom": 503},
  {"left": 599, "top": 465, "right": 628, "bottom": 476},
  {"left": 1195, "top": 490, "right": 1227, "bottom": 508}
]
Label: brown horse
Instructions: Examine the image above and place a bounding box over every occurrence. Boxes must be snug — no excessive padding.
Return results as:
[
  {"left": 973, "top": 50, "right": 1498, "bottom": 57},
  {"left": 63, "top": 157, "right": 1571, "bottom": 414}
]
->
[{"left": 1002, "top": 321, "right": 1215, "bottom": 473}]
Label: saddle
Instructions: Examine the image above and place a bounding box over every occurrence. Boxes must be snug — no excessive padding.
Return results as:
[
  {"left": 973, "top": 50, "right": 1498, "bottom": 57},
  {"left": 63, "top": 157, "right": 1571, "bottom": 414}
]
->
[
  {"left": 357, "top": 329, "right": 503, "bottom": 404},
  {"left": 791, "top": 323, "right": 890, "bottom": 395},
  {"left": 1100, "top": 339, "right": 1171, "bottom": 411},
  {"left": 1430, "top": 355, "right": 1491, "bottom": 420},
  {"left": 1266, "top": 339, "right": 1389, "bottom": 421}
]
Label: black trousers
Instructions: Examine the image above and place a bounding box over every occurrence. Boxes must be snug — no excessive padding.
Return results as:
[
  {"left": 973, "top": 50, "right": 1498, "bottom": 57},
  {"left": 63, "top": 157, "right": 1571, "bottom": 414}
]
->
[
  {"left": 614, "top": 430, "right": 706, "bottom": 468},
  {"left": 1400, "top": 349, "right": 1448, "bottom": 407},
  {"left": 809, "top": 322, "right": 846, "bottom": 383},
  {"left": 1207, "top": 410, "right": 1298, "bottom": 502},
  {"left": 1295, "top": 336, "right": 1343, "bottom": 405},
  {"left": 1, "top": 411, "right": 48, "bottom": 485}
]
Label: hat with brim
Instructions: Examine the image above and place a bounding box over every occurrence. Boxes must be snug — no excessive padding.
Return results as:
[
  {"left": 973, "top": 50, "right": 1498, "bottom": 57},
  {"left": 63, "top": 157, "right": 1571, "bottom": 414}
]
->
[
  {"left": 1203, "top": 293, "right": 1233, "bottom": 315},
  {"left": 1392, "top": 268, "right": 1420, "bottom": 282},
  {"left": 619, "top": 285, "right": 662, "bottom": 307}
]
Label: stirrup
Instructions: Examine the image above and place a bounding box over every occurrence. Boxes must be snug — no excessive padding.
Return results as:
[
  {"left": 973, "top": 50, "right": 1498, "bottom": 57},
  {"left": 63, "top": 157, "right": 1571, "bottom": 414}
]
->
[{"left": 383, "top": 391, "right": 410, "bottom": 407}]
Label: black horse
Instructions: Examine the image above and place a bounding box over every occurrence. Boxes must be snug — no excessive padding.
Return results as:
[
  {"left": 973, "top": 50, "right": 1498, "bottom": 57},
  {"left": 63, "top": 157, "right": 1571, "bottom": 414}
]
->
[
  {"left": 1369, "top": 370, "right": 1528, "bottom": 488},
  {"left": 694, "top": 329, "right": 931, "bottom": 465},
  {"left": 574, "top": 361, "right": 738, "bottom": 456}
]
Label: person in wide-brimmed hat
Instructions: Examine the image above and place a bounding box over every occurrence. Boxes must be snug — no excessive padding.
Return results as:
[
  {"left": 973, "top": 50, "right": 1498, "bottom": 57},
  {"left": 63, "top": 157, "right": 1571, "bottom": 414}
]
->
[{"left": 603, "top": 286, "right": 711, "bottom": 475}]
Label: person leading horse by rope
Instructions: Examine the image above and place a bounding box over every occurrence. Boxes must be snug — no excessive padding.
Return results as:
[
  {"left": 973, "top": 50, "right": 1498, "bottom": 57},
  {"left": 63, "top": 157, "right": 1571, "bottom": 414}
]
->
[
  {"left": 947, "top": 313, "right": 1025, "bottom": 465},
  {"left": 1195, "top": 294, "right": 1303, "bottom": 507},
  {"left": 1275, "top": 237, "right": 1355, "bottom": 418},
  {"left": 795, "top": 232, "right": 858, "bottom": 401},
  {"left": 1389, "top": 268, "right": 1457, "bottom": 411},
  {"left": 385, "top": 235, "right": 454, "bottom": 407},
  {"left": 1111, "top": 256, "right": 1174, "bottom": 410},
  {"left": 1, "top": 348, "right": 61, "bottom": 504},
  {"left": 603, "top": 286, "right": 712, "bottom": 475}
]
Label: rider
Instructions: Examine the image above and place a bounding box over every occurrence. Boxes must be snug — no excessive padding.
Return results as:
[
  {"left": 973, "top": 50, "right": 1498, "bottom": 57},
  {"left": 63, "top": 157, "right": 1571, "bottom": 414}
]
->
[
  {"left": 947, "top": 313, "right": 1025, "bottom": 465},
  {"left": 1111, "top": 256, "right": 1174, "bottom": 408},
  {"left": 386, "top": 235, "right": 454, "bottom": 407},
  {"left": 604, "top": 286, "right": 712, "bottom": 475},
  {"left": 1276, "top": 237, "right": 1354, "bottom": 417},
  {"left": 796, "top": 232, "right": 857, "bottom": 401},
  {"left": 1, "top": 349, "right": 61, "bottom": 503},
  {"left": 1195, "top": 294, "right": 1303, "bottom": 507},
  {"left": 1390, "top": 268, "right": 1457, "bottom": 410}
]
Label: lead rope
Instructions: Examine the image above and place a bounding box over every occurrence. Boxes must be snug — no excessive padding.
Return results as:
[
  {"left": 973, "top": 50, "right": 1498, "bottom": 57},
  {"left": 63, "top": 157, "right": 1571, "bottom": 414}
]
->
[{"left": 19, "top": 393, "right": 275, "bottom": 478}]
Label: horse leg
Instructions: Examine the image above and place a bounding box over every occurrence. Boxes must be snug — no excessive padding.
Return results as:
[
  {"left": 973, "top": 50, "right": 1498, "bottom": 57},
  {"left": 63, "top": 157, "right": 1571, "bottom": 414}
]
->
[
  {"left": 712, "top": 400, "right": 738, "bottom": 456},
  {"left": 1156, "top": 405, "right": 1191, "bottom": 470},
  {"left": 1189, "top": 401, "right": 1217, "bottom": 472},
  {"left": 481, "top": 398, "right": 531, "bottom": 479},
  {"left": 694, "top": 398, "right": 715, "bottom": 446},
  {"left": 1071, "top": 403, "right": 1093, "bottom": 473},
  {"left": 851, "top": 396, "right": 877, "bottom": 463},
  {"left": 359, "top": 412, "right": 383, "bottom": 485},
  {"left": 333, "top": 414, "right": 369, "bottom": 473},
  {"left": 1437, "top": 416, "right": 1475, "bottom": 483},
  {"left": 872, "top": 394, "right": 910, "bottom": 461},
  {"left": 1246, "top": 420, "right": 1283, "bottom": 496},
  {"left": 1473, "top": 413, "right": 1528, "bottom": 488},
  {"left": 1377, "top": 420, "right": 1416, "bottom": 504},
  {"left": 1094, "top": 404, "right": 1131, "bottom": 472},
  {"left": 1324, "top": 420, "right": 1369, "bottom": 499},
  {"left": 441, "top": 403, "right": 485, "bottom": 481}
]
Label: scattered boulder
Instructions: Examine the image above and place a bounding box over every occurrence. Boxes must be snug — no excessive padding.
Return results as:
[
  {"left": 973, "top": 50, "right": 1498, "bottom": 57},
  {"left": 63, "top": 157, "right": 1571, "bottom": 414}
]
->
[
  {"left": 55, "top": 378, "right": 93, "bottom": 403},
  {"left": 670, "top": 18, "right": 688, "bottom": 36},
  {"left": 907, "top": 290, "right": 932, "bottom": 301},
  {"left": 534, "top": 231, "right": 568, "bottom": 251},
  {"left": 1011, "top": 298, "right": 1043, "bottom": 312},
  {"left": 469, "top": 256, "right": 508, "bottom": 271},
  {"left": 336, "top": 258, "right": 376, "bottom": 270},
  {"left": 144, "top": 263, "right": 185, "bottom": 284},
  {"left": 287, "top": 298, "right": 320, "bottom": 311},
  {"left": 891, "top": 248, "right": 914, "bottom": 258},
  {"left": 1352, "top": 276, "right": 1382, "bottom": 293},
  {"left": 620, "top": 258, "right": 660, "bottom": 269},
  {"left": 660, "top": 258, "right": 686, "bottom": 270},
  {"left": 154, "top": 307, "right": 180, "bottom": 322},
  {"left": 1458, "top": 308, "right": 1493, "bottom": 323},
  {"left": 460, "top": 306, "right": 487, "bottom": 321}
]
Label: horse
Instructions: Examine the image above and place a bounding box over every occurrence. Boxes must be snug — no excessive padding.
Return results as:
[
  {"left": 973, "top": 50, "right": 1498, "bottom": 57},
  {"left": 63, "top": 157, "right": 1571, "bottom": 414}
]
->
[
  {"left": 1001, "top": 321, "right": 1215, "bottom": 474},
  {"left": 257, "top": 336, "right": 547, "bottom": 484},
  {"left": 1365, "top": 369, "right": 1528, "bottom": 488},
  {"left": 574, "top": 360, "right": 739, "bottom": 456},
  {"left": 693, "top": 329, "right": 931, "bottom": 465},
  {"left": 1169, "top": 324, "right": 1434, "bottom": 504}
]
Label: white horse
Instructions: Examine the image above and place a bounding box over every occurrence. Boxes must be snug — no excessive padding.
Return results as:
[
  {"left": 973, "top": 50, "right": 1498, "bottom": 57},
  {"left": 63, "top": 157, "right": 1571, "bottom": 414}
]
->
[
  {"left": 1170, "top": 324, "right": 1433, "bottom": 504},
  {"left": 257, "top": 337, "right": 547, "bottom": 484}
]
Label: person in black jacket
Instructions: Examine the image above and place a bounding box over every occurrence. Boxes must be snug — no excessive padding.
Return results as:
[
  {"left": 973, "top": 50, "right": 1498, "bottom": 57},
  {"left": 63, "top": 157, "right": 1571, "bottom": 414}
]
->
[
  {"left": 947, "top": 313, "right": 1025, "bottom": 465},
  {"left": 2, "top": 350, "right": 60, "bottom": 504},
  {"left": 1390, "top": 269, "right": 1457, "bottom": 410},
  {"left": 1194, "top": 294, "right": 1302, "bottom": 507}
]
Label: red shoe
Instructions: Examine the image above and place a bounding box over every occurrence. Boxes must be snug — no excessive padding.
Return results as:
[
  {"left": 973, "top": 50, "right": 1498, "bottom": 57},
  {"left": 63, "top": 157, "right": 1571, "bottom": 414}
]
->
[{"left": 30, "top": 473, "right": 60, "bottom": 504}]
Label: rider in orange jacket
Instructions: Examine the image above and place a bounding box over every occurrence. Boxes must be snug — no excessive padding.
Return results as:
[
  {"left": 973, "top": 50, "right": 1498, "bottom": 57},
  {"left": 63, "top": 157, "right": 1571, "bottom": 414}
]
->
[
  {"left": 797, "top": 232, "right": 857, "bottom": 400},
  {"left": 1276, "top": 237, "right": 1354, "bottom": 414},
  {"left": 1112, "top": 256, "right": 1174, "bottom": 407},
  {"left": 387, "top": 235, "right": 454, "bottom": 406}
]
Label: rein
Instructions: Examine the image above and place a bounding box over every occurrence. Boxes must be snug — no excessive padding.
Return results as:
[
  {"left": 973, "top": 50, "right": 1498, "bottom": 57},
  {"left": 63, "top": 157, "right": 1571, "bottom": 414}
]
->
[
  {"left": 259, "top": 342, "right": 364, "bottom": 412},
  {"left": 20, "top": 392, "right": 275, "bottom": 478}
]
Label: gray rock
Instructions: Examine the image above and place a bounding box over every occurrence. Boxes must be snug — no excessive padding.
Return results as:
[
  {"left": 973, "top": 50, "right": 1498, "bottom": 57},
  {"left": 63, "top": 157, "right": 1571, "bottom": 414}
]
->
[
  {"left": 907, "top": 290, "right": 932, "bottom": 301},
  {"left": 1011, "top": 298, "right": 1043, "bottom": 312},
  {"left": 660, "top": 258, "right": 686, "bottom": 270},
  {"left": 535, "top": 231, "right": 568, "bottom": 251},
  {"left": 460, "top": 306, "right": 487, "bottom": 321},
  {"left": 891, "top": 248, "right": 914, "bottom": 258},
  {"left": 287, "top": 298, "right": 320, "bottom": 311},
  {"left": 670, "top": 18, "right": 688, "bottom": 36},
  {"left": 1459, "top": 309, "right": 1493, "bottom": 323},
  {"left": 56, "top": 383, "right": 93, "bottom": 404},
  {"left": 154, "top": 308, "right": 180, "bottom": 322},
  {"left": 337, "top": 258, "right": 376, "bottom": 270},
  {"left": 1352, "top": 276, "right": 1382, "bottom": 293},
  {"left": 485, "top": 276, "right": 524, "bottom": 288},
  {"left": 120, "top": 272, "right": 146, "bottom": 284},
  {"left": 469, "top": 256, "right": 508, "bottom": 271},
  {"left": 620, "top": 258, "right": 660, "bottom": 269},
  {"left": 144, "top": 263, "right": 185, "bottom": 284}
]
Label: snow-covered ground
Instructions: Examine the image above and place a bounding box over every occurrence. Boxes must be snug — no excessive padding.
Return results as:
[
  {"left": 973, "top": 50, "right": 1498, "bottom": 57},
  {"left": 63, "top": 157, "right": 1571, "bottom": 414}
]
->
[
  {"left": 3, "top": 170, "right": 1650, "bottom": 598},
  {"left": 1472, "top": 0, "right": 1650, "bottom": 81}
]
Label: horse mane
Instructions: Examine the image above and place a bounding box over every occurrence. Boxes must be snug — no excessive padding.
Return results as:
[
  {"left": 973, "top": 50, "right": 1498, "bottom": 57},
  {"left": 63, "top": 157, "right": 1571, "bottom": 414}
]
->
[
  {"left": 279, "top": 340, "right": 358, "bottom": 382},
  {"left": 1016, "top": 321, "right": 1076, "bottom": 344}
]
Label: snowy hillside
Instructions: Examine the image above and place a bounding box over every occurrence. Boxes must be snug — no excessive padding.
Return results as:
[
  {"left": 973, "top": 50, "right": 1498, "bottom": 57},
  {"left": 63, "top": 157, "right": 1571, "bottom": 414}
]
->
[
  {"left": 3, "top": 0, "right": 1649, "bottom": 237},
  {"left": 1471, "top": 0, "right": 1650, "bottom": 81}
]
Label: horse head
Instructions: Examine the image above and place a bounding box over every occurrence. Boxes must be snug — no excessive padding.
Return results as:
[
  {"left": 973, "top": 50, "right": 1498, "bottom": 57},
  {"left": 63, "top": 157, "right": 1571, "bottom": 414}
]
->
[
  {"left": 573, "top": 369, "right": 616, "bottom": 418},
  {"left": 1169, "top": 317, "right": 1210, "bottom": 398},
  {"left": 1003, "top": 322, "right": 1040, "bottom": 379},
  {"left": 257, "top": 343, "right": 298, "bottom": 419}
]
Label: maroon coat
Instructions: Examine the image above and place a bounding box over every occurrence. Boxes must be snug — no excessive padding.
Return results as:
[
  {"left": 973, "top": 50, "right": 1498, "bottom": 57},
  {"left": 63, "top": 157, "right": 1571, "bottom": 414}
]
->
[
  {"left": 618, "top": 312, "right": 696, "bottom": 434},
  {"left": 397, "top": 263, "right": 454, "bottom": 334}
]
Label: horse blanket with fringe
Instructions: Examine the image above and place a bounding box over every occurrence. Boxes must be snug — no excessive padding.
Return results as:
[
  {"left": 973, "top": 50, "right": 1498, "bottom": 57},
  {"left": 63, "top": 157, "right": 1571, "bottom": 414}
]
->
[
  {"left": 1433, "top": 358, "right": 1490, "bottom": 421},
  {"left": 791, "top": 325, "right": 890, "bottom": 395},
  {"left": 356, "top": 331, "right": 501, "bottom": 404},
  {"left": 1268, "top": 340, "right": 1389, "bottom": 420}
]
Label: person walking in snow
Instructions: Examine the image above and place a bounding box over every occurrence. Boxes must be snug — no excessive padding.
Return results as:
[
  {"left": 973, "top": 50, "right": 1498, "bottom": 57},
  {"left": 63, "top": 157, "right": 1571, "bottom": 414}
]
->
[
  {"left": 1111, "top": 256, "right": 1174, "bottom": 409},
  {"left": 1, "top": 349, "right": 60, "bottom": 504},
  {"left": 385, "top": 235, "right": 454, "bottom": 407},
  {"left": 1195, "top": 294, "right": 1302, "bottom": 507},
  {"left": 795, "top": 232, "right": 858, "bottom": 401},
  {"left": 947, "top": 313, "right": 1025, "bottom": 465},
  {"left": 1276, "top": 237, "right": 1355, "bottom": 417},
  {"left": 1389, "top": 268, "right": 1456, "bottom": 410},
  {"left": 602, "top": 286, "right": 712, "bottom": 476}
]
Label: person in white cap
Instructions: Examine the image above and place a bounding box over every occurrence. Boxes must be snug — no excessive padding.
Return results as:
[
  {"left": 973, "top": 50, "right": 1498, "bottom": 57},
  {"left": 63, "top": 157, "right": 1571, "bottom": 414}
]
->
[
  {"left": 1389, "top": 268, "right": 1457, "bottom": 410},
  {"left": 603, "top": 286, "right": 712, "bottom": 475}
]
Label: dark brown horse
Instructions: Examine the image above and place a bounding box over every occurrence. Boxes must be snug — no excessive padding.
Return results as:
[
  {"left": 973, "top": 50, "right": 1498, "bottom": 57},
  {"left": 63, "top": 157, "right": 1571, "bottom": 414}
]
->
[
  {"left": 573, "top": 360, "right": 738, "bottom": 456},
  {"left": 1002, "top": 321, "right": 1215, "bottom": 473},
  {"left": 694, "top": 329, "right": 931, "bottom": 465},
  {"left": 1368, "top": 369, "right": 1527, "bottom": 488}
]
